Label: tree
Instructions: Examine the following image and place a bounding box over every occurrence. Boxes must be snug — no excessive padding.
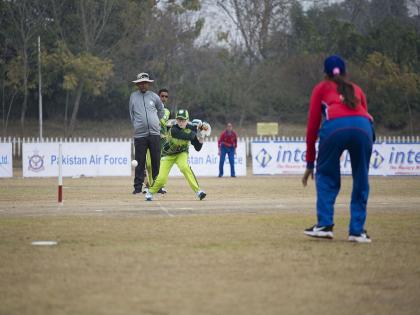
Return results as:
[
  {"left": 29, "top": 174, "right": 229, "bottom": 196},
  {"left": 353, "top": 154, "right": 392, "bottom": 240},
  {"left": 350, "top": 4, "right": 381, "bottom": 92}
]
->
[
  {"left": 47, "top": 0, "right": 117, "bottom": 136},
  {"left": 2, "top": 0, "right": 47, "bottom": 134},
  {"left": 363, "top": 52, "right": 420, "bottom": 132},
  {"left": 43, "top": 42, "right": 113, "bottom": 136},
  {"left": 216, "top": 0, "right": 294, "bottom": 63}
]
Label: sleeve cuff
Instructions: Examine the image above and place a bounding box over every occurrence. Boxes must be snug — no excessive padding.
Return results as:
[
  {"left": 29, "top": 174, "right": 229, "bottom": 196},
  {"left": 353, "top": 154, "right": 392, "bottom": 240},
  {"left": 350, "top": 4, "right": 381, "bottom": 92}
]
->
[{"left": 306, "top": 161, "right": 315, "bottom": 169}]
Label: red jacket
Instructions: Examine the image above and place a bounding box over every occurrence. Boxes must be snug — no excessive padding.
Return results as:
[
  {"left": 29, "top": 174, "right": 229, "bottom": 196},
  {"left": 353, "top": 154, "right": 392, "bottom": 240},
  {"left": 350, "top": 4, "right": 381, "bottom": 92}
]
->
[
  {"left": 218, "top": 130, "right": 238, "bottom": 149},
  {"left": 306, "top": 80, "right": 372, "bottom": 165}
]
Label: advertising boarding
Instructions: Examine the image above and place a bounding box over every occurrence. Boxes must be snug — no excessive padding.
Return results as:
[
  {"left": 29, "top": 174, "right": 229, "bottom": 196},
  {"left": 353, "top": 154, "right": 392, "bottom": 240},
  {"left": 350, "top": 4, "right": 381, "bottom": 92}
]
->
[
  {"left": 252, "top": 141, "right": 420, "bottom": 176},
  {"left": 0, "top": 143, "right": 13, "bottom": 178},
  {"left": 22, "top": 142, "right": 131, "bottom": 177},
  {"left": 170, "top": 141, "right": 246, "bottom": 176}
]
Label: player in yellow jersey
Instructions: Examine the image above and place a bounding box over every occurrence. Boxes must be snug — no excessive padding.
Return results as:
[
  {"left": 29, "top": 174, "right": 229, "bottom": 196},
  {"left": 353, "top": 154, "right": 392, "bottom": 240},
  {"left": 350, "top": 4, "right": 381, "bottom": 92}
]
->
[{"left": 145, "top": 109, "right": 210, "bottom": 201}]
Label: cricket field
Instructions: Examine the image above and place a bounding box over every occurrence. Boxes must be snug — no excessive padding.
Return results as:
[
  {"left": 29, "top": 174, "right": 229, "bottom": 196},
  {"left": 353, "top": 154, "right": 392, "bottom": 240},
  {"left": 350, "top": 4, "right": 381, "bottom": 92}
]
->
[{"left": 1, "top": 173, "right": 419, "bottom": 315}]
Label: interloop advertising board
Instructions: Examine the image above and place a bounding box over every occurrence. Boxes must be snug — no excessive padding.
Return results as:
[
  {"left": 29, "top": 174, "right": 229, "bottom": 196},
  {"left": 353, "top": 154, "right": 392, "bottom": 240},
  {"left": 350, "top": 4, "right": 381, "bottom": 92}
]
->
[
  {"left": 252, "top": 141, "right": 420, "bottom": 176},
  {"left": 0, "top": 143, "right": 13, "bottom": 178}
]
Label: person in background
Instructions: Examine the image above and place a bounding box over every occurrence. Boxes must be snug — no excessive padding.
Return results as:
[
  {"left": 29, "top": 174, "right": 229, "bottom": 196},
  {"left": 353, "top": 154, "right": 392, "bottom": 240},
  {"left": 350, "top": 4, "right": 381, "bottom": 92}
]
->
[
  {"left": 143, "top": 88, "right": 170, "bottom": 194},
  {"left": 218, "top": 123, "right": 238, "bottom": 177},
  {"left": 302, "top": 55, "right": 375, "bottom": 243},
  {"left": 129, "top": 72, "right": 164, "bottom": 194}
]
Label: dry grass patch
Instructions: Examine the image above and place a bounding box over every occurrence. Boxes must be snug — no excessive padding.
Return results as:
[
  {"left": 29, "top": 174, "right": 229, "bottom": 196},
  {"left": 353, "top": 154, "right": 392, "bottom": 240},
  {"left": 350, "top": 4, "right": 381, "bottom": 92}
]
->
[{"left": 0, "top": 175, "right": 419, "bottom": 315}]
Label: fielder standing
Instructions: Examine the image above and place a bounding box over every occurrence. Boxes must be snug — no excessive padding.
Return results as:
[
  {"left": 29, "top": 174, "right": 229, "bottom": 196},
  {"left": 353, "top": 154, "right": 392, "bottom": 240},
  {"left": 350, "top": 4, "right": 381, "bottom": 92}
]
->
[
  {"left": 218, "top": 122, "right": 238, "bottom": 177},
  {"left": 129, "top": 72, "right": 165, "bottom": 194},
  {"left": 302, "top": 55, "right": 375, "bottom": 243}
]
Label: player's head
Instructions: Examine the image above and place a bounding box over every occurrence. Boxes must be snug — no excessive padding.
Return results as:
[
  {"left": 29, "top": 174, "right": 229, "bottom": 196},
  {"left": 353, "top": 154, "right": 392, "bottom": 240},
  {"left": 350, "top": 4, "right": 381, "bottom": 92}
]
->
[
  {"left": 158, "top": 88, "right": 169, "bottom": 104},
  {"left": 226, "top": 122, "right": 233, "bottom": 131},
  {"left": 133, "top": 72, "right": 153, "bottom": 93},
  {"left": 175, "top": 109, "right": 189, "bottom": 129},
  {"left": 324, "top": 55, "right": 346, "bottom": 78}
]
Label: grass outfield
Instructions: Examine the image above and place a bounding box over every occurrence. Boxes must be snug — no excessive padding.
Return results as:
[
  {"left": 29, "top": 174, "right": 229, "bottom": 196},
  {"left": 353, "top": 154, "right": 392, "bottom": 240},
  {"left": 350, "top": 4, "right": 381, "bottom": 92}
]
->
[{"left": 0, "top": 174, "right": 420, "bottom": 315}]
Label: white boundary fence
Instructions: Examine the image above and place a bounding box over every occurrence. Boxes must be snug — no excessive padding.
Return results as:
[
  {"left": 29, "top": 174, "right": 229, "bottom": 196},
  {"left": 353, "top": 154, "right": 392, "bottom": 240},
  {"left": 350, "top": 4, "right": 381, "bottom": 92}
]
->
[{"left": 2, "top": 136, "right": 420, "bottom": 158}]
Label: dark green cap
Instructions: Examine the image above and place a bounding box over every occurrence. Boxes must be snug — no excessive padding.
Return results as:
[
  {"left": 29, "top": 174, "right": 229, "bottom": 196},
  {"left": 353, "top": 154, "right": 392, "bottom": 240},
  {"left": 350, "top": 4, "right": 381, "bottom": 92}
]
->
[{"left": 176, "top": 109, "right": 189, "bottom": 120}]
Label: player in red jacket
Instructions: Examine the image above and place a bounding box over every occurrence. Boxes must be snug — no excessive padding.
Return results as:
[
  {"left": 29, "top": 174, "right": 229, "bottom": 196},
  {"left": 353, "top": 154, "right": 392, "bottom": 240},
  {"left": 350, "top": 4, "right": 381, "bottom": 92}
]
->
[
  {"left": 218, "top": 123, "right": 238, "bottom": 177},
  {"left": 302, "top": 55, "right": 375, "bottom": 243}
]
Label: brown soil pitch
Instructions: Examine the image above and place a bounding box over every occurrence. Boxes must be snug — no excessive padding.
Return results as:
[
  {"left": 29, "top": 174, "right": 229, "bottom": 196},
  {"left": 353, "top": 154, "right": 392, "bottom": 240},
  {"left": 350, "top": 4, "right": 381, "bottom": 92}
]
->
[{"left": 0, "top": 175, "right": 419, "bottom": 315}]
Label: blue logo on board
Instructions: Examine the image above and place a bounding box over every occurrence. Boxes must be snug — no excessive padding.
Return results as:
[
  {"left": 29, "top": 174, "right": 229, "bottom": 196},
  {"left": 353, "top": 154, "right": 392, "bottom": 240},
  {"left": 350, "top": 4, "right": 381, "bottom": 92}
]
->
[{"left": 255, "top": 148, "right": 272, "bottom": 168}]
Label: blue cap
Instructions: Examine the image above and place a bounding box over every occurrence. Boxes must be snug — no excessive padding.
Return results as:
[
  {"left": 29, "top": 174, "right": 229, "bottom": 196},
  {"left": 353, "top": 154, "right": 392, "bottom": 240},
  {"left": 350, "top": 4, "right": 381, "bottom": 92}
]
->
[{"left": 324, "top": 55, "right": 346, "bottom": 77}]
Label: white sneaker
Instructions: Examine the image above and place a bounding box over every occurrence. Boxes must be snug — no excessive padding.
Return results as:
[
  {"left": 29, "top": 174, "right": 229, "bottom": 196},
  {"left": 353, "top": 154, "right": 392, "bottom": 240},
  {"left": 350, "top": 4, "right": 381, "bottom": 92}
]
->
[
  {"left": 348, "top": 231, "right": 372, "bottom": 243},
  {"left": 145, "top": 191, "right": 153, "bottom": 201},
  {"left": 196, "top": 190, "right": 206, "bottom": 200}
]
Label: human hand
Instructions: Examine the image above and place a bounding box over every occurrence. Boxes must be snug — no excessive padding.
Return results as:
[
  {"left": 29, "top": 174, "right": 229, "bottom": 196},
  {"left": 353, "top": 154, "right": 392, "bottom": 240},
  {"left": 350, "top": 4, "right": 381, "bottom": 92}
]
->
[
  {"left": 302, "top": 168, "right": 314, "bottom": 187},
  {"left": 200, "top": 122, "right": 212, "bottom": 137}
]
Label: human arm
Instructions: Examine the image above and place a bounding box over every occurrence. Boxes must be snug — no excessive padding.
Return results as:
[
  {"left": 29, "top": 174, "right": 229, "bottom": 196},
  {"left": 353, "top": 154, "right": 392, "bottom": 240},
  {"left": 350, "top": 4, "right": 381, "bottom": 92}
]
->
[
  {"left": 305, "top": 83, "right": 323, "bottom": 169},
  {"left": 129, "top": 94, "right": 135, "bottom": 125},
  {"left": 191, "top": 136, "right": 203, "bottom": 151},
  {"left": 154, "top": 93, "right": 165, "bottom": 119},
  {"left": 218, "top": 131, "right": 225, "bottom": 155},
  {"left": 233, "top": 131, "right": 238, "bottom": 154},
  {"left": 302, "top": 168, "right": 314, "bottom": 186},
  {"left": 170, "top": 125, "right": 197, "bottom": 141}
]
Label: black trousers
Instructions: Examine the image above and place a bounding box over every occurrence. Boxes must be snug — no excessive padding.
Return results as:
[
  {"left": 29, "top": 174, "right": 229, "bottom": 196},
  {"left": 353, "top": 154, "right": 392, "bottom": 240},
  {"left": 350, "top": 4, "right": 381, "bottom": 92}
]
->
[{"left": 133, "top": 135, "right": 161, "bottom": 190}]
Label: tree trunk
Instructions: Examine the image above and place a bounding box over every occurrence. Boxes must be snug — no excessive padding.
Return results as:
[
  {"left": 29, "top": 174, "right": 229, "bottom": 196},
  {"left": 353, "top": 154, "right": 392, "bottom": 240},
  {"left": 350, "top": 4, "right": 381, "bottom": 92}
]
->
[
  {"left": 67, "top": 81, "right": 84, "bottom": 137},
  {"left": 406, "top": 99, "right": 414, "bottom": 136},
  {"left": 64, "top": 89, "right": 69, "bottom": 136},
  {"left": 20, "top": 47, "right": 29, "bottom": 135},
  {"left": 5, "top": 91, "right": 17, "bottom": 136}
]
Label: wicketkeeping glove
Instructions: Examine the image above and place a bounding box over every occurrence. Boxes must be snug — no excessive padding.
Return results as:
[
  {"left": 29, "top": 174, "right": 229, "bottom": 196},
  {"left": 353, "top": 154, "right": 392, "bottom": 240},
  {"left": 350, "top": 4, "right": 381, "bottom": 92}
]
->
[{"left": 199, "top": 122, "right": 211, "bottom": 137}]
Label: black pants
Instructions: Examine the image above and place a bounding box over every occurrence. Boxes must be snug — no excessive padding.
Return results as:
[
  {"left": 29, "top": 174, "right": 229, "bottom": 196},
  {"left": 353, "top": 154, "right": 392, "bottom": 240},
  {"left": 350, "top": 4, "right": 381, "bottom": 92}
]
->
[{"left": 133, "top": 135, "right": 161, "bottom": 190}]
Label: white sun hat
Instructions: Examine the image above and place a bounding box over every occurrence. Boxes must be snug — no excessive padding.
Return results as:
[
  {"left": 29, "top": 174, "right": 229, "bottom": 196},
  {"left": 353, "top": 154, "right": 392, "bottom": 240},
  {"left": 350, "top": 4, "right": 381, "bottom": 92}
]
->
[{"left": 132, "top": 72, "right": 154, "bottom": 83}]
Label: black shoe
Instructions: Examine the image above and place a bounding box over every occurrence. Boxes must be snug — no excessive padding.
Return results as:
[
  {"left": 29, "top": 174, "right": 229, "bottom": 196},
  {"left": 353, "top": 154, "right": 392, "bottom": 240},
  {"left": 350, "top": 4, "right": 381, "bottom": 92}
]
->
[
  {"left": 132, "top": 189, "right": 141, "bottom": 195},
  {"left": 218, "top": 175, "right": 223, "bottom": 178},
  {"left": 304, "top": 225, "right": 334, "bottom": 239},
  {"left": 196, "top": 191, "right": 206, "bottom": 200},
  {"left": 231, "top": 175, "right": 236, "bottom": 178},
  {"left": 157, "top": 187, "right": 167, "bottom": 194}
]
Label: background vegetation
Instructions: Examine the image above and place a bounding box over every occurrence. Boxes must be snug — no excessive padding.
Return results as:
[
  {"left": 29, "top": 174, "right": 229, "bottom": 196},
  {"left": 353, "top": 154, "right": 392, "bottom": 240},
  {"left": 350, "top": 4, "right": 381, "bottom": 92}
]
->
[{"left": 1, "top": 0, "right": 420, "bottom": 137}]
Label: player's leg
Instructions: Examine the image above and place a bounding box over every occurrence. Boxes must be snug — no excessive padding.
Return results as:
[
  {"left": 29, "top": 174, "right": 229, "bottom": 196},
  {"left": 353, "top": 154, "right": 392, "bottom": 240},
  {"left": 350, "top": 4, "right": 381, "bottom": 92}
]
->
[
  {"left": 176, "top": 152, "right": 205, "bottom": 200},
  {"left": 315, "top": 120, "right": 346, "bottom": 228},
  {"left": 218, "top": 145, "right": 226, "bottom": 177},
  {"left": 347, "top": 118, "right": 374, "bottom": 241},
  {"left": 147, "top": 155, "right": 175, "bottom": 196},
  {"left": 145, "top": 149, "right": 153, "bottom": 187},
  {"left": 148, "top": 135, "right": 161, "bottom": 182},
  {"left": 133, "top": 137, "right": 148, "bottom": 193},
  {"left": 227, "top": 147, "right": 236, "bottom": 177}
]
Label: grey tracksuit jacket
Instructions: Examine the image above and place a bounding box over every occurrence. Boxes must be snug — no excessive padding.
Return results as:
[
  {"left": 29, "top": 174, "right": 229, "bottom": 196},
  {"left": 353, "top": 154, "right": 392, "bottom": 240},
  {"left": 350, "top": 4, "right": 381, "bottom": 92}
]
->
[{"left": 129, "top": 90, "right": 165, "bottom": 138}]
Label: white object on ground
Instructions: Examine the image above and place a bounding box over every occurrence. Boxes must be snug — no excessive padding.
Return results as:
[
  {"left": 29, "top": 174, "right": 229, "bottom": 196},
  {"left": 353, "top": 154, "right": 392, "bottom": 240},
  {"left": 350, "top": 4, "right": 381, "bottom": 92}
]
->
[{"left": 31, "top": 241, "right": 58, "bottom": 246}]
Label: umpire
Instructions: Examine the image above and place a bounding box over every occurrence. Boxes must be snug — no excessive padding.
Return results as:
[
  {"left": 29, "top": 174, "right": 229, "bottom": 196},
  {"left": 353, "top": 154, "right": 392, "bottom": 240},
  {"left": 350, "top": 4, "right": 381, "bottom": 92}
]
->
[{"left": 129, "top": 72, "right": 165, "bottom": 194}]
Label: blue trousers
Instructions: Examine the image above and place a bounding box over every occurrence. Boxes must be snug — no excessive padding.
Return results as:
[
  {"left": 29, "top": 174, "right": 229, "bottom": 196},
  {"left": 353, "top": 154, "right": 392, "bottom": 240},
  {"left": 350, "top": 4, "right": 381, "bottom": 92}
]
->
[
  {"left": 316, "top": 116, "right": 374, "bottom": 235},
  {"left": 219, "top": 145, "right": 235, "bottom": 177}
]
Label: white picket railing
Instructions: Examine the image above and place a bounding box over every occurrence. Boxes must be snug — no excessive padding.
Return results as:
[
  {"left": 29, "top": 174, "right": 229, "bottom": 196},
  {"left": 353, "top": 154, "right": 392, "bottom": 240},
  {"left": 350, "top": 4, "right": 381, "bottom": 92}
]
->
[{"left": 1, "top": 135, "right": 420, "bottom": 158}]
